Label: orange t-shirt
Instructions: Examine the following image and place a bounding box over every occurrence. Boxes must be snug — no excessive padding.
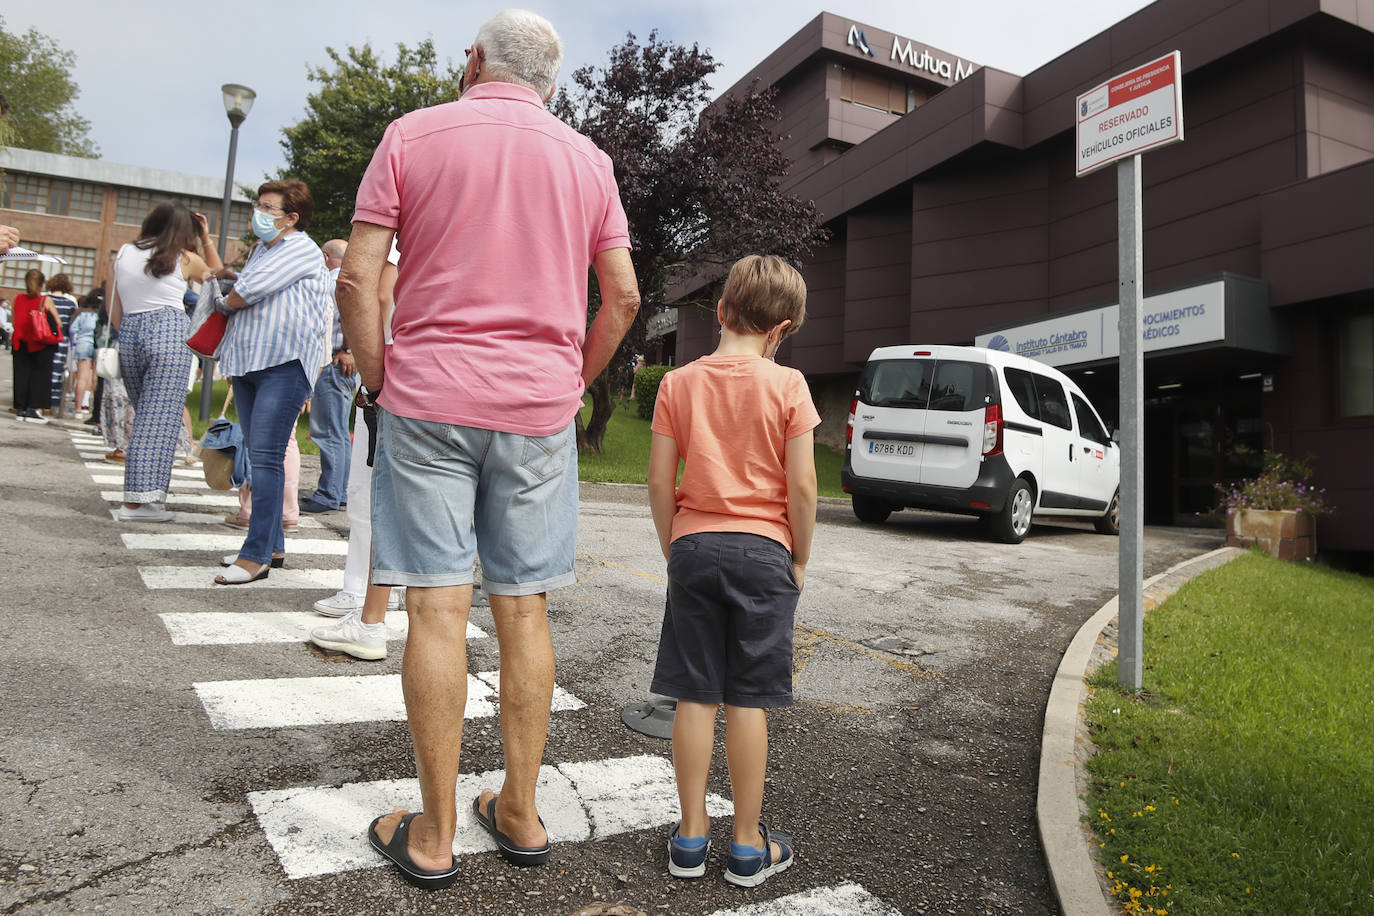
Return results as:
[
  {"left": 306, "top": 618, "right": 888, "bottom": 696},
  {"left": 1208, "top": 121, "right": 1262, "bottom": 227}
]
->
[{"left": 651, "top": 354, "right": 821, "bottom": 551}]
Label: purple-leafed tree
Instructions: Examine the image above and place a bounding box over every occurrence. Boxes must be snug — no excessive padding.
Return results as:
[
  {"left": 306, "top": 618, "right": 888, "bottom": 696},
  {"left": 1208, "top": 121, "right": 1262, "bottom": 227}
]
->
[{"left": 551, "top": 31, "right": 829, "bottom": 453}]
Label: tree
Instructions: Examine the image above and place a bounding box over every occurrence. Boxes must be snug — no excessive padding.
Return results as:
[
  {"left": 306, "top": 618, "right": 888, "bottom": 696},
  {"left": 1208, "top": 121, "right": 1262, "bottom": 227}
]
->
[
  {"left": 280, "top": 41, "right": 462, "bottom": 243},
  {"left": 0, "top": 15, "right": 97, "bottom": 157},
  {"left": 551, "top": 32, "right": 829, "bottom": 453}
]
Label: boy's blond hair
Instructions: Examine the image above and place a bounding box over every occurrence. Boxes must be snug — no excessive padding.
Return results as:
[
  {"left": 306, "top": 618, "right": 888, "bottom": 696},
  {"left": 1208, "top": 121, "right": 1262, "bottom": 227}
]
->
[{"left": 720, "top": 255, "right": 807, "bottom": 337}]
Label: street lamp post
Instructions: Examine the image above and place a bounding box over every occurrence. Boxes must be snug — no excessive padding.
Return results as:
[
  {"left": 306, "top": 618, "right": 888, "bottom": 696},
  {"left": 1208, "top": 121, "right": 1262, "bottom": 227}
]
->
[{"left": 200, "top": 83, "right": 256, "bottom": 421}]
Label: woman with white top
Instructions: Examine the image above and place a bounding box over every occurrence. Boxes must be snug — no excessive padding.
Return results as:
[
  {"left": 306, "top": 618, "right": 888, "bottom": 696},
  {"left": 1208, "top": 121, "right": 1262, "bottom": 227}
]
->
[
  {"left": 214, "top": 179, "right": 329, "bottom": 585},
  {"left": 110, "top": 202, "right": 220, "bottom": 521}
]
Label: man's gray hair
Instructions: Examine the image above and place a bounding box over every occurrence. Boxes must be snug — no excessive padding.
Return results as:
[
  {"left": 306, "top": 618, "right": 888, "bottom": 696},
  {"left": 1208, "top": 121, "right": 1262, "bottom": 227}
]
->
[{"left": 475, "top": 9, "right": 563, "bottom": 96}]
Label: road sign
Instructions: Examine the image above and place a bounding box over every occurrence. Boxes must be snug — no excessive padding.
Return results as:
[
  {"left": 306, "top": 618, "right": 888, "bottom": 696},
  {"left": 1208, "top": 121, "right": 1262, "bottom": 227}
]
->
[{"left": 1076, "top": 51, "right": 1184, "bottom": 177}]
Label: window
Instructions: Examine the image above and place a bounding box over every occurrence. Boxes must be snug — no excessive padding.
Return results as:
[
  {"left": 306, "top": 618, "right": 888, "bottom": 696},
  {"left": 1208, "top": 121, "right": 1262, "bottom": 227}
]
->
[
  {"left": 116, "top": 189, "right": 157, "bottom": 225},
  {"left": 1339, "top": 313, "right": 1374, "bottom": 417},
  {"left": 928, "top": 361, "right": 992, "bottom": 412},
  {"left": 1003, "top": 367, "right": 1040, "bottom": 420},
  {"left": 861, "top": 359, "right": 932, "bottom": 408},
  {"left": 1033, "top": 374, "right": 1073, "bottom": 429},
  {"left": 838, "top": 66, "right": 918, "bottom": 116},
  {"left": 1073, "top": 394, "right": 1110, "bottom": 444},
  {"left": 0, "top": 242, "right": 97, "bottom": 291},
  {"left": 0, "top": 174, "right": 103, "bottom": 219}
]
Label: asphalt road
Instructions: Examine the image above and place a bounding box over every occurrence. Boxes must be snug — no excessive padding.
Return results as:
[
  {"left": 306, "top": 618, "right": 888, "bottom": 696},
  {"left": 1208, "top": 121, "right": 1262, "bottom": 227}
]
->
[{"left": 0, "top": 413, "right": 1223, "bottom": 915}]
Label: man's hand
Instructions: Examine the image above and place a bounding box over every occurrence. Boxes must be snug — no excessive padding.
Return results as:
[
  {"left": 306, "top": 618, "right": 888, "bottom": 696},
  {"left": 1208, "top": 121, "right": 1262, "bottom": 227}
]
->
[
  {"left": 793, "top": 563, "right": 806, "bottom": 592},
  {"left": 334, "top": 351, "right": 356, "bottom": 376},
  {"left": 0, "top": 225, "right": 19, "bottom": 254}
]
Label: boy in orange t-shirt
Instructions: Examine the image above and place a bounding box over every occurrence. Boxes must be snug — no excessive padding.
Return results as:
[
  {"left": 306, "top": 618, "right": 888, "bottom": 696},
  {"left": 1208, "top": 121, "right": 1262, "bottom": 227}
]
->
[{"left": 648, "top": 255, "right": 820, "bottom": 887}]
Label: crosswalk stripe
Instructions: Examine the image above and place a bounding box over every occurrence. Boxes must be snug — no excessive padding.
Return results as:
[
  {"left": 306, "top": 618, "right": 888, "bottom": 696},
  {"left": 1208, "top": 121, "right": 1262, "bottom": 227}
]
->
[
  {"left": 707, "top": 883, "right": 902, "bottom": 916},
  {"left": 103, "top": 490, "right": 242, "bottom": 509},
  {"left": 107, "top": 509, "right": 327, "bottom": 528},
  {"left": 158, "top": 612, "right": 487, "bottom": 645},
  {"left": 139, "top": 566, "right": 341, "bottom": 589},
  {"left": 85, "top": 462, "right": 202, "bottom": 478},
  {"left": 93, "top": 474, "right": 211, "bottom": 489},
  {"left": 122, "top": 533, "right": 346, "bottom": 555},
  {"left": 193, "top": 671, "right": 585, "bottom": 729},
  {"left": 247, "top": 754, "right": 732, "bottom": 880}
]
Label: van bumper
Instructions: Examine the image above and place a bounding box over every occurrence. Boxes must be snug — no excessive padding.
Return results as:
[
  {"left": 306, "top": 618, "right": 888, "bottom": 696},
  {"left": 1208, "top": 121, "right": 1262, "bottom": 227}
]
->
[{"left": 841, "top": 452, "right": 1016, "bottom": 515}]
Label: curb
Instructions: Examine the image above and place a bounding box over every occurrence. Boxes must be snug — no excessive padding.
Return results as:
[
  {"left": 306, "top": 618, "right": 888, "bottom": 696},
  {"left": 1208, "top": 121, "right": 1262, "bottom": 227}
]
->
[{"left": 1036, "top": 546, "right": 1244, "bottom": 915}]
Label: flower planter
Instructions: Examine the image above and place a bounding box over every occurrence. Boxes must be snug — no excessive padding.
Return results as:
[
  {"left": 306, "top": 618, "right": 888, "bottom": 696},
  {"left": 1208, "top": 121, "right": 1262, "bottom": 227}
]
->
[{"left": 1225, "top": 508, "right": 1317, "bottom": 561}]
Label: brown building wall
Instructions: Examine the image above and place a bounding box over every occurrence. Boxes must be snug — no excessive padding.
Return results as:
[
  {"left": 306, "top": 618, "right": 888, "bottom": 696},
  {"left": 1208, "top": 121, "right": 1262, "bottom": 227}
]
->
[{"left": 843, "top": 201, "right": 912, "bottom": 363}]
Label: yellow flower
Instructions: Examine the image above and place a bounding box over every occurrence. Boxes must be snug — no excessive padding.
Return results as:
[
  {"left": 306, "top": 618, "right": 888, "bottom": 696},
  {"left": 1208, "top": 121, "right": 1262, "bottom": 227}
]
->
[
  {"left": 1145, "top": 805, "right": 1156, "bottom": 812},
  {"left": 1145, "top": 865, "right": 1157, "bottom": 873},
  {"left": 1121, "top": 854, "right": 1129, "bottom": 863},
  {"left": 1108, "top": 871, "right": 1114, "bottom": 878},
  {"left": 1232, "top": 852, "right": 1241, "bottom": 859}
]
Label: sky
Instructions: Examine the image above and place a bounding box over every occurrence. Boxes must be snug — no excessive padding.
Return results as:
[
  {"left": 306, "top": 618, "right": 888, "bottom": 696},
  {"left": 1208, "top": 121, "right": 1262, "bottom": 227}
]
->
[{"left": 6, "top": 1, "right": 1155, "bottom": 186}]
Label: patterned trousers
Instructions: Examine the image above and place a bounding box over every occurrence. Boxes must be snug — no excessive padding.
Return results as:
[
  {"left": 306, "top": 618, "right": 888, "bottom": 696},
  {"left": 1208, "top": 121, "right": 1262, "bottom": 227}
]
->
[{"left": 120, "top": 308, "right": 193, "bottom": 504}]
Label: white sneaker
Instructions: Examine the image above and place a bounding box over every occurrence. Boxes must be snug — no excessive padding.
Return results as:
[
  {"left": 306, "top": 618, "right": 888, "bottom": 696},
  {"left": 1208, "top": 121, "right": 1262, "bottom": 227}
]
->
[
  {"left": 310, "top": 611, "right": 387, "bottom": 660},
  {"left": 313, "top": 591, "right": 363, "bottom": 618},
  {"left": 118, "top": 503, "right": 174, "bottom": 522},
  {"left": 387, "top": 587, "right": 406, "bottom": 611}
]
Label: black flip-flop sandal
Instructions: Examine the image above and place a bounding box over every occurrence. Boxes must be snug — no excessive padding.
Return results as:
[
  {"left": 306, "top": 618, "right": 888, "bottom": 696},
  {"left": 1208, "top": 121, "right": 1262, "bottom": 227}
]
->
[
  {"left": 368, "top": 812, "right": 461, "bottom": 890},
  {"left": 472, "top": 795, "right": 550, "bottom": 866}
]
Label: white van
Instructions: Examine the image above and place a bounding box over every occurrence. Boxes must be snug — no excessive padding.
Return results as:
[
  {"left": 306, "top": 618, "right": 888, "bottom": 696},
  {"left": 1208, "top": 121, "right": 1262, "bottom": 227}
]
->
[{"left": 841, "top": 345, "right": 1121, "bottom": 543}]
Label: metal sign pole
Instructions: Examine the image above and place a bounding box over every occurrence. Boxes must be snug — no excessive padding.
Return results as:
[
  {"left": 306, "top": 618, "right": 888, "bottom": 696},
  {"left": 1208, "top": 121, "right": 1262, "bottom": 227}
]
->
[{"left": 1117, "top": 155, "right": 1145, "bottom": 692}]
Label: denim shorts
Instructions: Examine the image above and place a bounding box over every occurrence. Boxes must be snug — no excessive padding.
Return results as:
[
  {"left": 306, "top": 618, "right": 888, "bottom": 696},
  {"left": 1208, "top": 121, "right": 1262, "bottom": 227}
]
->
[
  {"left": 370, "top": 409, "right": 579, "bottom": 595},
  {"left": 650, "top": 532, "right": 799, "bottom": 708},
  {"left": 74, "top": 339, "right": 95, "bottom": 361}
]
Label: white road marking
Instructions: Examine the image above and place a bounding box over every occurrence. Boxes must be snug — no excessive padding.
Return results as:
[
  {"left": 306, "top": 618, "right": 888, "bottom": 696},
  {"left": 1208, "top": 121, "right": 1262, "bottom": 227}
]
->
[
  {"left": 158, "top": 612, "right": 486, "bottom": 645},
  {"left": 80, "top": 451, "right": 113, "bottom": 460},
  {"left": 121, "top": 533, "right": 346, "bottom": 555},
  {"left": 139, "top": 566, "right": 341, "bottom": 590},
  {"left": 85, "top": 462, "right": 201, "bottom": 478},
  {"left": 193, "top": 672, "right": 585, "bottom": 729},
  {"left": 103, "top": 490, "right": 241, "bottom": 509},
  {"left": 248, "top": 755, "right": 732, "bottom": 880},
  {"left": 707, "top": 883, "right": 902, "bottom": 916},
  {"left": 93, "top": 474, "right": 211, "bottom": 489},
  {"left": 107, "top": 509, "right": 326, "bottom": 528}
]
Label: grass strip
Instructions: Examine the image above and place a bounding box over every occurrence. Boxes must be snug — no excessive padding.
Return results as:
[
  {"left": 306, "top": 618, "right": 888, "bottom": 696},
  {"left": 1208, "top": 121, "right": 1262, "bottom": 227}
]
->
[{"left": 1083, "top": 551, "right": 1374, "bottom": 914}]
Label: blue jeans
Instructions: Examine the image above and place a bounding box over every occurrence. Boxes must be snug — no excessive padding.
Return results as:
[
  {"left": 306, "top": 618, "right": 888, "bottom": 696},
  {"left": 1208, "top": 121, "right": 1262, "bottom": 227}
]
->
[
  {"left": 232, "top": 361, "right": 312, "bottom": 564},
  {"left": 307, "top": 362, "right": 358, "bottom": 507}
]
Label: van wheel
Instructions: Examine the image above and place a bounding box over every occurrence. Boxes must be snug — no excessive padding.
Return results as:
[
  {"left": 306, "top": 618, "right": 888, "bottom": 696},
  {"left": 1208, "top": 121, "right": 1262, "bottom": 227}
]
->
[
  {"left": 990, "top": 478, "right": 1034, "bottom": 544},
  {"left": 852, "top": 495, "right": 893, "bottom": 524},
  {"left": 1095, "top": 490, "right": 1121, "bottom": 535}
]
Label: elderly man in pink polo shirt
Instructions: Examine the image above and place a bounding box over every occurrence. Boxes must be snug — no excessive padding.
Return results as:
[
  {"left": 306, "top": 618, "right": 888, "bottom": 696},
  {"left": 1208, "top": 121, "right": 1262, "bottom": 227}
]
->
[{"left": 337, "top": 9, "right": 640, "bottom": 890}]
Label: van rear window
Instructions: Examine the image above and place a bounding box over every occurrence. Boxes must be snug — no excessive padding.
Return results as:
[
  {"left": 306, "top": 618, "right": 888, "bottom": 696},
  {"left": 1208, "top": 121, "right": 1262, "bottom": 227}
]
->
[
  {"left": 929, "top": 361, "right": 994, "bottom": 412},
  {"left": 858, "top": 359, "right": 934, "bottom": 408}
]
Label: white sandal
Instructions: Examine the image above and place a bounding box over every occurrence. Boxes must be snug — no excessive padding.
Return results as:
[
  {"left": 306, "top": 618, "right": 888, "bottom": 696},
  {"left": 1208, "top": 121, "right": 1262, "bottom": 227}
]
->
[
  {"left": 214, "top": 563, "right": 269, "bottom": 585},
  {"left": 220, "top": 554, "right": 285, "bottom": 568}
]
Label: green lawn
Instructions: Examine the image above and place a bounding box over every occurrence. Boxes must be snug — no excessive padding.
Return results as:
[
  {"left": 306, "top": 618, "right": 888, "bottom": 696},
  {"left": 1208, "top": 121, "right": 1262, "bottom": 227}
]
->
[
  {"left": 1084, "top": 552, "right": 1374, "bottom": 915},
  {"left": 187, "top": 379, "right": 319, "bottom": 457},
  {"left": 577, "top": 398, "right": 846, "bottom": 496}
]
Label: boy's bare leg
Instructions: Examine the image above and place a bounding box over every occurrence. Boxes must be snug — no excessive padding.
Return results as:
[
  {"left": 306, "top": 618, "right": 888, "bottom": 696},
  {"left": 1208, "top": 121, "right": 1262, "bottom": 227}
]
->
[
  {"left": 672, "top": 701, "right": 718, "bottom": 837},
  {"left": 476, "top": 593, "right": 554, "bottom": 850},
  {"left": 372, "top": 584, "right": 472, "bottom": 870},
  {"left": 724, "top": 704, "right": 778, "bottom": 853},
  {"left": 360, "top": 581, "right": 389, "bottom": 626}
]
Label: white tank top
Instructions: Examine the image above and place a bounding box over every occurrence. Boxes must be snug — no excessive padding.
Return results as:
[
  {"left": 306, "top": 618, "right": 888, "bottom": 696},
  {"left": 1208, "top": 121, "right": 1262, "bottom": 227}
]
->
[{"left": 114, "top": 243, "right": 187, "bottom": 314}]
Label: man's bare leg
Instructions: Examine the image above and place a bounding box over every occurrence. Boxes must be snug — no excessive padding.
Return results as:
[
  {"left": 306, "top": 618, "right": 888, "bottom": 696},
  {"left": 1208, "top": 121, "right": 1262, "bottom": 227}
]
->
[
  {"left": 371, "top": 584, "right": 473, "bottom": 870},
  {"left": 475, "top": 592, "right": 554, "bottom": 849}
]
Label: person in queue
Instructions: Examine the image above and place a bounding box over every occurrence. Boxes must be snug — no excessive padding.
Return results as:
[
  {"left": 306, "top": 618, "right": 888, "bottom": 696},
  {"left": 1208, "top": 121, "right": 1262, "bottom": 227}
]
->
[
  {"left": 10, "top": 269, "right": 62, "bottom": 423},
  {"left": 110, "top": 203, "right": 221, "bottom": 521},
  {"left": 337, "top": 8, "right": 640, "bottom": 889},
  {"left": 214, "top": 179, "right": 329, "bottom": 585}
]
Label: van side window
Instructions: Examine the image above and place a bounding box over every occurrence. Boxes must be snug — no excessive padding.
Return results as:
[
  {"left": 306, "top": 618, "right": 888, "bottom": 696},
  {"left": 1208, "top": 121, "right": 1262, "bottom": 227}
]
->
[
  {"left": 1072, "top": 394, "right": 1110, "bottom": 444},
  {"left": 929, "top": 361, "right": 981, "bottom": 411},
  {"left": 862, "top": 359, "right": 933, "bottom": 408},
  {"left": 1003, "top": 367, "right": 1040, "bottom": 420},
  {"left": 1031, "top": 375, "right": 1073, "bottom": 429}
]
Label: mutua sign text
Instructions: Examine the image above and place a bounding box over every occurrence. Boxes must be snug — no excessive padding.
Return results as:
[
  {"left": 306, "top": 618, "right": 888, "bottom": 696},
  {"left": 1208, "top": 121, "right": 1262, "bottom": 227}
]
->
[
  {"left": 1075, "top": 51, "right": 1184, "bottom": 176},
  {"left": 974, "top": 281, "right": 1225, "bottom": 368},
  {"left": 847, "top": 25, "right": 975, "bottom": 83}
]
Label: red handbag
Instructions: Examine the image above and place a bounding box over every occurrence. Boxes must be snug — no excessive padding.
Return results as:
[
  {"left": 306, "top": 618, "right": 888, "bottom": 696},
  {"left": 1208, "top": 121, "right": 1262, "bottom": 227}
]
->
[
  {"left": 27, "top": 307, "right": 62, "bottom": 347},
  {"left": 186, "top": 310, "right": 228, "bottom": 358}
]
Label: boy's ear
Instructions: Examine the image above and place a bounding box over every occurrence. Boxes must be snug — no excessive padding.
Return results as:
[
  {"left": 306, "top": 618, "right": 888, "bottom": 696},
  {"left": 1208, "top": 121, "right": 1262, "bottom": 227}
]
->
[{"left": 716, "top": 299, "right": 726, "bottom": 325}]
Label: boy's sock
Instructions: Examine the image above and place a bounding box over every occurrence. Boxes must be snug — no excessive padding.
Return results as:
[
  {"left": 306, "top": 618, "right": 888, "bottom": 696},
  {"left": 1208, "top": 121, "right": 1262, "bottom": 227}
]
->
[{"left": 674, "top": 834, "right": 708, "bottom": 849}]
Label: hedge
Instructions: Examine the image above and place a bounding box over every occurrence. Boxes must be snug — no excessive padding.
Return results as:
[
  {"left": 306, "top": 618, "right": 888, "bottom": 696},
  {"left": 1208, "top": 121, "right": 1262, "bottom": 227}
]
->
[{"left": 634, "top": 365, "right": 674, "bottom": 419}]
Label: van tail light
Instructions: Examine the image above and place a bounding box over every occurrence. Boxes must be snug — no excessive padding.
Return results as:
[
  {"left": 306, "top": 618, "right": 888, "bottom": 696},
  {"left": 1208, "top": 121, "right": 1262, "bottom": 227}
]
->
[
  {"left": 982, "top": 403, "right": 1003, "bottom": 456},
  {"left": 846, "top": 397, "right": 857, "bottom": 444}
]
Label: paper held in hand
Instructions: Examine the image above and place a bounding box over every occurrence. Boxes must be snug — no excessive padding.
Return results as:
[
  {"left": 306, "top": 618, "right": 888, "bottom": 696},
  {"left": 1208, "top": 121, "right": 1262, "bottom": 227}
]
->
[{"left": 0, "top": 246, "right": 67, "bottom": 264}]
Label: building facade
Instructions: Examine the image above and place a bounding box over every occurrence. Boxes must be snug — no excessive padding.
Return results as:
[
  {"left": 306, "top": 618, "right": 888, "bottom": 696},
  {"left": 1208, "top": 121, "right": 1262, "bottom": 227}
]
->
[
  {"left": 0, "top": 147, "right": 253, "bottom": 298},
  {"left": 673, "top": 2, "right": 1374, "bottom": 555}
]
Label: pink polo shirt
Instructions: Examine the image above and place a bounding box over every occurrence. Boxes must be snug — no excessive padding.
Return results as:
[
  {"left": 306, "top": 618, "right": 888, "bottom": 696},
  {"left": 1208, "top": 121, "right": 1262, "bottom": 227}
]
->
[{"left": 353, "top": 82, "right": 631, "bottom": 435}]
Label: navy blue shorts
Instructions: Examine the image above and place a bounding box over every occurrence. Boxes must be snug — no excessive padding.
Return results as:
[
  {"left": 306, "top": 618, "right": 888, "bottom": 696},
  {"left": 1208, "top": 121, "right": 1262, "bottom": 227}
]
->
[{"left": 650, "top": 532, "right": 799, "bottom": 708}]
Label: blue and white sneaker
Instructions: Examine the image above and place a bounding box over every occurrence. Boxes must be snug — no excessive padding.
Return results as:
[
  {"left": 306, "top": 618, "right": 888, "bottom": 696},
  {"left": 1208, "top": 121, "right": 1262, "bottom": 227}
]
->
[
  {"left": 724, "top": 822, "right": 794, "bottom": 887},
  {"left": 667, "top": 822, "right": 710, "bottom": 878}
]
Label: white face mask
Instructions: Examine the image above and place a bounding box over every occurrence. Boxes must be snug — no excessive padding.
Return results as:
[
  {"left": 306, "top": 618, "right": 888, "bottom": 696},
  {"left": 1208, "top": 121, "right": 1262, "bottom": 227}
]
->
[{"left": 252, "top": 209, "right": 282, "bottom": 242}]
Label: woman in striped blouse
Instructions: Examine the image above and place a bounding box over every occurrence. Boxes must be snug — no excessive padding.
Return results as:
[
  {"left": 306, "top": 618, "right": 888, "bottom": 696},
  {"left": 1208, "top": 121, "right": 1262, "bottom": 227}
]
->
[{"left": 215, "top": 179, "right": 329, "bottom": 585}]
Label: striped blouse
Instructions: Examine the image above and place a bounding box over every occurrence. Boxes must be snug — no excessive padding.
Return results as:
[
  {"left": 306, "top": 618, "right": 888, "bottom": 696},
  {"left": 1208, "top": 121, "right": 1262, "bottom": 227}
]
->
[{"left": 218, "top": 231, "right": 329, "bottom": 378}]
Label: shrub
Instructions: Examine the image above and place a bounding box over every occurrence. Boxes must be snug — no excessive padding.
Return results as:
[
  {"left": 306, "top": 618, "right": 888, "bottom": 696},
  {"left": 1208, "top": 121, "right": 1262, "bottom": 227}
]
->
[
  {"left": 634, "top": 365, "right": 674, "bottom": 420},
  {"left": 1216, "top": 451, "right": 1330, "bottom": 515}
]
